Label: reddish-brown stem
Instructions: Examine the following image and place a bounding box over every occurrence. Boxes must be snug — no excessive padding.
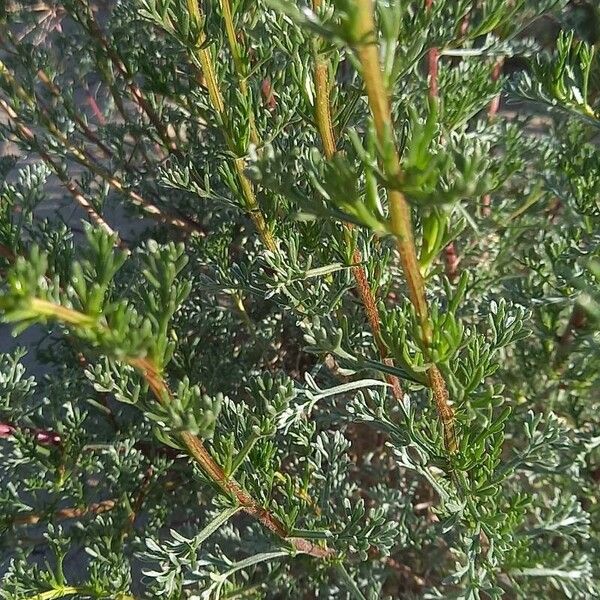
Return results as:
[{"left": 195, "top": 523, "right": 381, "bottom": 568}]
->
[
  {"left": 0, "top": 90, "right": 203, "bottom": 237},
  {"left": 443, "top": 242, "right": 459, "bottom": 283},
  {"left": 460, "top": 12, "right": 470, "bottom": 37},
  {"left": 0, "top": 26, "right": 156, "bottom": 175},
  {"left": 427, "top": 46, "right": 439, "bottom": 99},
  {"left": 12, "top": 499, "right": 117, "bottom": 526},
  {"left": 312, "top": 0, "right": 403, "bottom": 399},
  {"left": 0, "top": 242, "right": 16, "bottom": 262},
  {"left": 261, "top": 77, "right": 277, "bottom": 111},
  {"left": 427, "top": 364, "right": 457, "bottom": 452},
  {"left": 482, "top": 58, "right": 504, "bottom": 217},
  {"left": 487, "top": 59, "right": 504, "bottom": 119},
  {"left": 75, "top": 0, "right": 178, "bottom": 154},
  {"left": 128, "top": 355, "right": 334, "bottom": 558},
  {"left": 351, "top": 247, "right": 404, "bottom": 399},
  {"left": 37, "top": 69, "right": 116, "bottom": 161},
  {"left": 0, "top": 98, "right": 119, "bottom": 240},
  {"left": 355, "top": 0, "right": 457, "bottom": 454},
  {"left": 11, "top": 479, "right": 178, "bottom": 528},
  {"left": 0, "top": 421, "right": 62, "bottom": 446},
  {"left": 85, "top": 86, "right": 107, "bottom": 125},
  {"left": 424, "top": 0, "right": 459, "bottom": 283},
  {"left": 553, "top": 303, "right": 587, "bottom": 371}
]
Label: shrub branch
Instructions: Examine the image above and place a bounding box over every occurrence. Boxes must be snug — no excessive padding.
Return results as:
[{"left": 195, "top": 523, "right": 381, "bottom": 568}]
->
[
  {"left": 23, "top": 298, "right": 333, "bottom": 559},
  {"left": 186, "top": 0, "right": 277, "bottom": 253},
  {"left": 353, "top": 0, "right": 457, "bottom": 454},
  {"left": 312, "top": 0, "right": 403, "bottom": 400}
]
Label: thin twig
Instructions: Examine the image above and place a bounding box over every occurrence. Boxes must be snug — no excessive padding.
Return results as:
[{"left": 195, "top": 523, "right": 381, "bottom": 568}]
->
[
  {"left": 553, "top": 302, "right": 587, "bottom": 371},
  {"left": 482, "top": 58, "right": 504, "bottom": 218},
  {"left": 22, "top": 297, "right": 333, "bottom": 559},
  {"left": 185, "top": 0, "right": 277, "bottom": 253},
  {"left": 36, "top": 68, "right": 117, "bottom": 162},
  {"left": 424, "top": 0, "right": 459, "bottom": 283},
  {"left": 11, "top": 477, "right": 177, "bottom": 529},
  {"left": 311, "top": 0, "right": 403, "bottom": 400},
  {"left": 12, "top": 500, "right": 116, "bottom": 526},
  {"left": 353, "top": 0, "right": 457, "bottom": 454},
  {"left": 0, "top": 72, "right": 204, "bottom": 236},
  {"left": 0, "top": 98, "right": 120, "bottom": 241},
  {"left": 75, "top": 0, "right": 178, "bottom": 154}
]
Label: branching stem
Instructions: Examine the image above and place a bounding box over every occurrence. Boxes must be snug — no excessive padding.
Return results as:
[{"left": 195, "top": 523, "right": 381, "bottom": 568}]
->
[
  {"left": 353, "top": 0, "right": 457, "bottom": 453},
  {"left": 0, "top": 73, "right": 203, "bottom": 236},
  {"left": 130, "top": 353, "right": 331, "bottom": 556},
  {"left": 311, "top": 0, "right": 403, "bottom": 400},
  {"left": 22, "top": 298, "right": 333, "bottom": 559},
  {"left": 186, "top": 0, "right": 276, "bottom": 252},
  {"left": 0, "top": 98, "right": 119, "bottom": 241},
  {"left": 75, "top": 0, "right": 178, "bottom": 153}
]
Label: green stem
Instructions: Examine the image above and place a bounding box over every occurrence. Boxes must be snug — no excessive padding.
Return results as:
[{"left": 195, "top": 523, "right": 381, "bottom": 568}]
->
[
  {"left": 220, "top": 551, "right": 289, "bottom": 580},
  {"left": 219, "top": 0, "right": 260, "bottom": 146},
  {"left": 311, "top": 0, "right": 403, "bottom": 400},
  {"left": 335, "top": 564, "right": 368, "bottom": 600},
  {"left": 505, "top": 184, "right": 544, "bottom": 223},
  {"left": 220, "top": 0, "right": 246, "bottom": 80},
  {"left": 228, "top": 431, "right": 261, "bottom": 476},
  {"left": 353, "top": 0, "right": 457, "bottom": 454},
  {"left": 232, "top": 291, "right": 256, "bottom": 334},
  {"left": 30, "top": 587, "right": 81, "bottom": 600},
  {"left": 28, "top": 587, "right": 137, "bottom": 600},
  {"left": 186, "top": 0, "right": 276, "bottom": 252},
  {"left": 582, "top": 45, "right": 596, "bottom": 110}
]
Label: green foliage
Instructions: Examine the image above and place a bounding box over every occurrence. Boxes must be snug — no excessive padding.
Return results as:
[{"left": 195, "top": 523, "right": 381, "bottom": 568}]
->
[
  {"left": 1, "top": 1, "right": 599, "bottom": 599},
  {"left": 514, "top": 30, "right": 599, "bottom": 120}
]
